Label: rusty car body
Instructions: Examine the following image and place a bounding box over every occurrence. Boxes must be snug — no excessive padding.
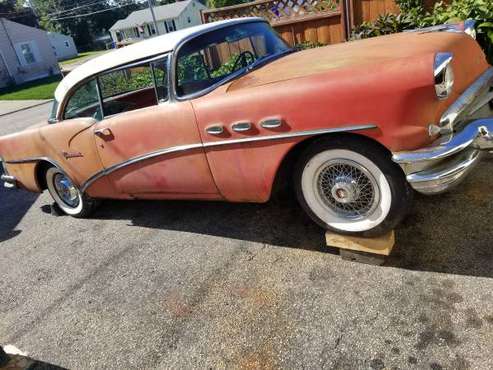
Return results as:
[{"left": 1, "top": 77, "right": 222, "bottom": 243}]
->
[{"left": 1, "top": 18, "right": 492, "bottom": 236}]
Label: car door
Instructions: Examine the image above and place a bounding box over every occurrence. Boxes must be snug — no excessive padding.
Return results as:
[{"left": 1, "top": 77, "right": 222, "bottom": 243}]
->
[{"left": 92, "top": 56, "right": 219, "bottom": 199}]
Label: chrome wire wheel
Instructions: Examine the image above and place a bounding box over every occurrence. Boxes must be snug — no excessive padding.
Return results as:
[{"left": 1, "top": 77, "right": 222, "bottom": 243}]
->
[
  {"left": 300, "top": 148, "right": 392, "bottom": 233},
  {"left": 315, "top": 159, "right": 380, "bottom": 220}
]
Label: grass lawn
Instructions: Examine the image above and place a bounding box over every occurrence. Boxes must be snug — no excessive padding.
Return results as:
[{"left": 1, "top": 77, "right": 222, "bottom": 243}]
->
[
  {"left": 59, "top": 51, "right": 105, "bottom": 66},
  {"left": 0, "top": 75, "right": 61, "bottom": 100}
]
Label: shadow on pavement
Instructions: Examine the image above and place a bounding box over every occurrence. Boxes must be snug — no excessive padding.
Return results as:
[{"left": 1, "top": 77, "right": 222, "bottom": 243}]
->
[
  {"left": 90, "top": 158, "right": 493, "bottom": 278},
  {"left": 0, "top": 168, "right": 38, "bottom": 243}
]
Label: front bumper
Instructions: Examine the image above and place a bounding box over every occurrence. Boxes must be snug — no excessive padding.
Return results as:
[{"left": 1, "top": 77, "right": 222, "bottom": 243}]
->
[{"left": 393, "top": 67, "right": 493, "bottom": 195}]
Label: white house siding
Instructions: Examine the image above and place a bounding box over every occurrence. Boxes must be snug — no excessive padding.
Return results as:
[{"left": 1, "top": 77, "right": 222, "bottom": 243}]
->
[
  {"left": 47, "top": 32, "right": 78, "bottom": 61},
  {"left": 0, "top": 18, "right": 60, "bottom": 87},
  {"left": 109, "top": 0, "right": 207, "bottom": 45}
]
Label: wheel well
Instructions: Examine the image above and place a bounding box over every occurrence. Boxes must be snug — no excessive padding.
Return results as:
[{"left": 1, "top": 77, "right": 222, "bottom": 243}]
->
[
  {"left": 35, "top": 161, "right": 54, "bottom": 190},
  {"left": 271, "top": 132, "right": 392, "bottom": 199}
]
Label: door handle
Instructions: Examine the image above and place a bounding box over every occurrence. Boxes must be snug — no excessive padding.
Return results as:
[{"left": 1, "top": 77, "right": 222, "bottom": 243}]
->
[
  {"left": 206, "top": 125, "right": 224, "bottom": 135},
  {"left": 94, "top": 128, "right": 112, "bottom": 138},
  {"left": 231, "top": 122, "right": 252, "bottom": 132}
]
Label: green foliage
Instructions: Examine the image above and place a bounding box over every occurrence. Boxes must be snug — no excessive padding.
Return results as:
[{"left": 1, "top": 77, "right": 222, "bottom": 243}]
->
[
  {"left": 99, "top": 67, "right": 154, "bottom": 98},
  {"left": 352, "top": 0, "right": 493, "bottom": 62},
  {"left": 31, "top": 0, "right": 143, "bottom": 51},
  {"left": 210, "top": 53, "right": 240, "bottom": 78},
  {"left": 207, "top": 0, "right": 251, "bottom": 9},
  {"left": 294, "top": 41, "right": 325, "bottom": 50}
]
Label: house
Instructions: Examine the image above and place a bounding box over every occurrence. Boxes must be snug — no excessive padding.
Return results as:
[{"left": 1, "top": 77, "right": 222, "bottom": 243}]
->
[
  {"left": 47, "top": 31, "right": 78, "bottom": 61},
  {"left": 109, "top": 0, "right": 207, "bottom": 46},
  {"left": 0, "top": 18, "right": 60, "bottom": 88}
]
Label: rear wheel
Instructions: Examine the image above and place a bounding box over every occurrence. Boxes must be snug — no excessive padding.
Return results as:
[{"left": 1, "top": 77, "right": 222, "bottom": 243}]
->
[
  {"left": 294, "top": 135, "right": 412, "bottom": 237},
  {"left": 45, "top": 167, "right": 98, "bottom": 217}
]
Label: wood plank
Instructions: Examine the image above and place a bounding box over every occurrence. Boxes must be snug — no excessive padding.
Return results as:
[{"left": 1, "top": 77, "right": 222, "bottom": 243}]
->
[{"left": 326, "top": 230, "right": 395, "bottom": 256}]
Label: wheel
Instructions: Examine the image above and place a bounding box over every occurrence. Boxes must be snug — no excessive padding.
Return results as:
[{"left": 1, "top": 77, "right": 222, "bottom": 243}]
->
[
  {"left": 294, "top": 135, "right": 412, "bottom": 237},
  {"left": 45, "top": 167, "right": 98, "bottom": 217}
]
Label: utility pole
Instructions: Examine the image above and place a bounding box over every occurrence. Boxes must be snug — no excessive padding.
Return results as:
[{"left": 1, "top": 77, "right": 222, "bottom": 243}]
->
[{"left": 147, "top": 0, "right": 160, "bottom": 35}]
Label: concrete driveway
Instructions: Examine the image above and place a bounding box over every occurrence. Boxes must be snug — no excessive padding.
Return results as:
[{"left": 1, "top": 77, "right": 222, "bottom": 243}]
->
[{"left": 1, "top": 105, "right": 493, "bottom": 369}]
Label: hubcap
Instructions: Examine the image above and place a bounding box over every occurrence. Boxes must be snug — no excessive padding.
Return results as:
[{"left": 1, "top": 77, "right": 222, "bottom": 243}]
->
[
  {"left": 316, "top": 159, "right": 379, "bottom": 220},
  {"left": 53, "top": 173, "right": 80, "bottom": 208}
]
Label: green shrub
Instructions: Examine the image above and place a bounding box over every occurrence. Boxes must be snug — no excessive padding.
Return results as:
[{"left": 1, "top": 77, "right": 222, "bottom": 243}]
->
[{"left": 352, "top": 0, "right": 493, "bottom": 63}]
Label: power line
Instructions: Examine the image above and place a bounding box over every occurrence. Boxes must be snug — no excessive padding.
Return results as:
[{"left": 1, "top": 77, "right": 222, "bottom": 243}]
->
[
  {"left": 46, "top": 0, "right": 112, "bottom": 17},
  {"left": 49, "top": 1, "right": 142, "bottom": 21}
]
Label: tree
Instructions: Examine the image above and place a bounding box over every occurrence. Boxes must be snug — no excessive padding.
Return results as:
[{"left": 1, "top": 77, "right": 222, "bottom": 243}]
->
[
  {"left": 0, "top": 0, "right": 38, "bottom": 27},
  {"left": 26, "top": 0, "right": 144, "bottom": 51}
]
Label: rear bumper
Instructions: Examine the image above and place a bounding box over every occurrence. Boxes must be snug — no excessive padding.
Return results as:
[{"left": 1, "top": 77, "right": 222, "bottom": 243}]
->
[
  {"left": 393, "top": 118, "right": 493, "bottom": 194},
  {"left": 0, "top": 158, "right": 17, "bottom": 189}
]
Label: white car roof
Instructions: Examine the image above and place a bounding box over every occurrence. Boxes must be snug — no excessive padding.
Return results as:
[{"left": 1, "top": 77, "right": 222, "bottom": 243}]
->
[{"left": 54, "top": 17, "right": 264, "bottom": 102}]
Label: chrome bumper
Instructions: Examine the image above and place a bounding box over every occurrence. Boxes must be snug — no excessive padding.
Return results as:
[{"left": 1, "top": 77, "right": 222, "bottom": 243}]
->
[
  {"left": 0, "top": 158, "right": 17, "bottom": 189},
  {"left": 393, "top": 118, "right": 493, "bottom": 194},
  {"left": 393, "top": 66, "right": 493, "bottom": 195}
]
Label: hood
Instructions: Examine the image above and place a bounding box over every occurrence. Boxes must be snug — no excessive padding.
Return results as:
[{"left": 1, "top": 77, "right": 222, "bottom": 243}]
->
[{"left": 228, "top": 31, "right": 488, "bottom": 92}]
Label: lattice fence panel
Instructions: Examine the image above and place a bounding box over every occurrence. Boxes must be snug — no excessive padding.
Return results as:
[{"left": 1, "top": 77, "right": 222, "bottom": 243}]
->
[{"left": 203, "top": 0, "right": 341, "bottom": 24}]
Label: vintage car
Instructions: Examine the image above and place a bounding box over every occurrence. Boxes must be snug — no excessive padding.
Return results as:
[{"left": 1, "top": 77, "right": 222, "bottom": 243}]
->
[{"left": 1, "top": 18, "right": 492, "bottom": 237}]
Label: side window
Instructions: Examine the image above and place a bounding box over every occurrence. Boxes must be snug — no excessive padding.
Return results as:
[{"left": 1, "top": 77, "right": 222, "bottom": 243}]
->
[
  {"left": 64, "top": 79, "right": 102, "bottom": 120},
  {"left": 98, "top": 62, "right": 157, "bottom": 116},
  {"left": 151, "top": 57, "right": 169, "bottom": 103}
]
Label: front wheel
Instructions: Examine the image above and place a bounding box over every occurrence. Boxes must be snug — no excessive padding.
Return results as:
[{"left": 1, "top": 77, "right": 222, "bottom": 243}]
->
[
  {"left": 294, "top": 135, "right": 412, "bottom": 237},
  {"left": 45, "top": 167, "right": 98, "bottom": 217}
]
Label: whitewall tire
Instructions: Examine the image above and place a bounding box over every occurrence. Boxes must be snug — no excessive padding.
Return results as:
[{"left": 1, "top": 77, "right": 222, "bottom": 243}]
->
[
  {"left": 295, "top": 135, "right": 412, "bottom": 237},
  {"left": 45, "top": 167, "right": 97, "bottom": 217}
]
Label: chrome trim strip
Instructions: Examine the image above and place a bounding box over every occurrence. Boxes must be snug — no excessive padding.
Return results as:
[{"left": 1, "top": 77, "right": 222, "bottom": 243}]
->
[
  {"left": 440, "top": 67, "right": 493, "bottom": 128},
  {"left": 5, "top": 156, "right": 76, "bottom": 190},
  {"left": 81, "top": 143, "right": 204, "bottom": 192},
  {"left": 80, "top": 124, "right": 376, "bottom": 192},
  {"left": 202, "top": 126, "right": 376, "bottom": 149}
]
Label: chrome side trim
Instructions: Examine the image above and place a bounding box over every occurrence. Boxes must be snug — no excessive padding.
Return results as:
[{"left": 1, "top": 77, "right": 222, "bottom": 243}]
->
[
  {"left": 440, "top": 67, "right": 493, "bottom": 128},
  {"left": 5, "top": 156, "right": 75, "bottom": 190},
  {"left": 202, "top": 126, "right": 376, "bottom": 149},
  {"left": 80, "top": 124, "right": 376, "bottom": 193},
  {"left": 81, "top": 143, "right": 204, "bottom": 192}
]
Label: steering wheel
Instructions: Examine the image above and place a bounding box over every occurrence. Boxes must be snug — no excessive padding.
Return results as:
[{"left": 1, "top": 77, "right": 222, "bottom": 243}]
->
[{"left": 231, "top": 51, "right": 256, "bottom": 72}]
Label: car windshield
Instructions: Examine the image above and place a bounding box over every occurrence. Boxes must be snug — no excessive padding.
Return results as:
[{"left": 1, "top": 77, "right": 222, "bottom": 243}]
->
[{"left": 175, "top": 21, "right": 291, "bottom": 98}]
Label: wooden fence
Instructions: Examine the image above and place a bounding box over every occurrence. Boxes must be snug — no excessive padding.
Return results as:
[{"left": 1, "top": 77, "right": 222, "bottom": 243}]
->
[
  {"left": 202, "top": 0, "right": 445, "bottom": 47},
  {"left": 202, "top": 0, "right": 347, "bottom": 46}
]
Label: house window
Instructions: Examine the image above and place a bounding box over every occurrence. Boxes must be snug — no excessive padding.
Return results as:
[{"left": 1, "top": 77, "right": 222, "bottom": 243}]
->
[
  {"left": 19, "top": 43, "right": 36, "bottom": 64},
  {"left": 187, "top": 16, "right": 191, "bottom": 23},
  {"left": 165, "top": 20, "right": 176, "bottom": 33},
  {"left": 64, "top": 41, "right": 70, "bottom": 47}
]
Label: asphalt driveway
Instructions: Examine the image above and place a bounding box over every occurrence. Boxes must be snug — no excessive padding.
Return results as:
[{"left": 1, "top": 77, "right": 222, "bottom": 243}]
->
[{"left": 1, "top": 106, "right": 493, "bottom": 369}]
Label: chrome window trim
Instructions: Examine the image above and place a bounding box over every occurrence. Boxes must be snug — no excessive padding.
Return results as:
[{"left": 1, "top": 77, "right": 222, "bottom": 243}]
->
[
  {"left": 57, "top": 52, "right": 173, "bottom": 120},
  {"left": 79, "top": 124, "right": 376, "bottom": 193},
  {"left": 169, "top": 18, "right": 289, "bottom": 102}
]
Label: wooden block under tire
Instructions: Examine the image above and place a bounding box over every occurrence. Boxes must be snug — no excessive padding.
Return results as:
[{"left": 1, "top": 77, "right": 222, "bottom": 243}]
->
[{"left": 325, "top": 230, "right": 395, "bottom": 257}]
